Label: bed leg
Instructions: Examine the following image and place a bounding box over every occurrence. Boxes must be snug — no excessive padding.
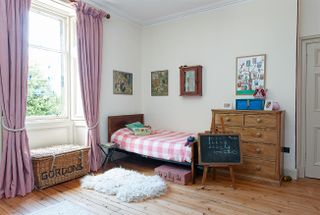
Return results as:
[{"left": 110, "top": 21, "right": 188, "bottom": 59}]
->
[
  {"left": 192, "top": 160, "right": 195, "bottom": 184},
  {"left": 191, "top": 141, "right": 197, "bottom": 184}
]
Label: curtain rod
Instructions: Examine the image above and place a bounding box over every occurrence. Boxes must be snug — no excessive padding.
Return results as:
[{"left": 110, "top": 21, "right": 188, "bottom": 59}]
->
[{"left": 69, "top": 0, "right": 111, "bottom": 19}]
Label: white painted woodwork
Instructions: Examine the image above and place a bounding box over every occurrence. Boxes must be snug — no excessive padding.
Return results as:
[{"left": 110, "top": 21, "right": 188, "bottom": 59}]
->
[
  {"left": 27, "top": 121, "right": 75, "bottom": 149},
  {"left": 73, "top": 121, "right": 87, "bottom": 146},
  {"left": 300, "top": 0, "right": 320, "bottom": 37},
  {"left": 306, "top": 42, "right": 320, "bottom": 178}
]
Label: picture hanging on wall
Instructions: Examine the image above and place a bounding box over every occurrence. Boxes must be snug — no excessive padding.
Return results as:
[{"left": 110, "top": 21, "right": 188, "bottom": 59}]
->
[
  {"left": 113, "top": 70, "right": 133, "bottom": 95},
  {"left": 236, "top": 54, "right": 266, "bottom": 95},
  {"left": 151, "top": 70, "right": 168, "bottom": 96},
  {"left": 179, "top": 65, "right": 202, "bottom": 96}
]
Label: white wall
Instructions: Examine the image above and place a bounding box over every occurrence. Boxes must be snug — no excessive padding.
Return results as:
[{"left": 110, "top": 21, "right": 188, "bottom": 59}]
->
[
  {"left": 300, "top": 0, "right": 320, "bottom": 37},
  {"left": 141, "top": 0, "right": 297, "bottom": 171},
  {"left": 99, "top": 15, "right": 142, "bottom": 144}
]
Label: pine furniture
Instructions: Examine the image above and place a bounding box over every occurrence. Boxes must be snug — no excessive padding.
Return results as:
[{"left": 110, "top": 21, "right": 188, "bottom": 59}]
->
[{"left": 211, "top": 109, "right": 285, "bottom": 185}]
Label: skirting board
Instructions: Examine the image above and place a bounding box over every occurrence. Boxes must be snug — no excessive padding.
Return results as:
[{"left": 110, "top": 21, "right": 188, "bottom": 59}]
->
[{"left": 284, "top": 168, "right": 298, "bottom": 180}]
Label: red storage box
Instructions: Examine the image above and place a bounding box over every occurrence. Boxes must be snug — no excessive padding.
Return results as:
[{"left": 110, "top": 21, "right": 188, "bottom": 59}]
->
[{"left": 154, "top": 164, "right": 192, "bottom": 185}]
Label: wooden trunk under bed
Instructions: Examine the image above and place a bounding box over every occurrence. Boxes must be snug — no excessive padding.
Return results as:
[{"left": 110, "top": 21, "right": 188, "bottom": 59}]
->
[{"left": 107, "top": 114, "right": 198, "bottom": 183}]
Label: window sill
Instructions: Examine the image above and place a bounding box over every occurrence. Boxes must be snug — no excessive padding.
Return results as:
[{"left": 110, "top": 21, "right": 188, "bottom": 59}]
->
[
  {"left": 26, "top": 117, "right": 70, "bottom": 125},
  {"left": 26, "top": 117, "right": 86, "bottom": 129}
]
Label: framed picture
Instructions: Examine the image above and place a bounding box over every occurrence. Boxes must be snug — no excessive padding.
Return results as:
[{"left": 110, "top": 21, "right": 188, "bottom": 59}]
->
[
  {"left": 223, "top": 102, "right": 233, "bottom": 110},
  {"left": 113, "top": 70, "right": 133, "bottom": 95},
  {"left": 179, "top": 65, "right": 202, "bottom": 96},
  {"left": 151, "top": 70, "right": 168, "bottom": 96},
  {"left": 264, "top": 100, "right": 273, "bottom": 111},
  {"left": 236, "top": 54, "right": 266, "bottom": 95}
]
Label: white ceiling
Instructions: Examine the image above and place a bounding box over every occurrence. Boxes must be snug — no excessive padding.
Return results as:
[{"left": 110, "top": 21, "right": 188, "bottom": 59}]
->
[{"left": 89, "top": 0, "right": 248, "bottom": 26}]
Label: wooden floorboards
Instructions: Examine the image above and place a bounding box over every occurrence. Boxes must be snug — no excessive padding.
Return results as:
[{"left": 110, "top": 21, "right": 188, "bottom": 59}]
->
[{"left": 0, "top": 157, "right": 320, "bottom": 215}]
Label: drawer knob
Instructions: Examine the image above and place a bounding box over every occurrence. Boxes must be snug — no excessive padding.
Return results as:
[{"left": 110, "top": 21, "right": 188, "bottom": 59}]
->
[
  {"left": 256, "top": 165, "right": 262, "bottom": 171},
  {"left": 256, "top": 148, "right": 261, "bottom": 153},
  {"left": 225, "top": 117, "right": 231, "bottom": 122},
  {"left": 256, "top": 118, "right": 262, "bottom": 123},
  {"left": 256, "top": 132, "right": 262, "bottom": 137}
]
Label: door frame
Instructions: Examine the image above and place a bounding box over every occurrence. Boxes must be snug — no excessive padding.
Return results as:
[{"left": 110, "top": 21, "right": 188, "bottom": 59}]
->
[{"left": 298, "top": 35, "right": 320, "bottom": 178}]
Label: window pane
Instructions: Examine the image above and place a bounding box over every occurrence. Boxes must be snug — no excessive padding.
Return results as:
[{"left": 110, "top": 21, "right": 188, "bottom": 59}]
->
[
  {"left": 27, "top": 48, "right": 65, "bottom": 117},
  {"left": 29, "top": 11, "right": 63, "bottom": 50}
]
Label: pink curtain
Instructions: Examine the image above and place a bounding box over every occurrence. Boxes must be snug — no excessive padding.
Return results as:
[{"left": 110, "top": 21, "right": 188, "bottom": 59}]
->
[
  {"left": 0, "top": 0, "right": 34, "bottom": 198},
  {"left": 76, "top": 2, "right": 106, "bottom": 171}
]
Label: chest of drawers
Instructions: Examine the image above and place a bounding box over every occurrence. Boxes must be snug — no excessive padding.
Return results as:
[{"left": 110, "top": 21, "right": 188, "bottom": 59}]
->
[{"left": 211, "top": 109, "right": 285, "bottom": 185}]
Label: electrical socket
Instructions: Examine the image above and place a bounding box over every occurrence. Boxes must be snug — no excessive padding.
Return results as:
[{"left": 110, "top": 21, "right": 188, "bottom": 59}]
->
[{"left": 282, "top": 147, "right": 290, "bottom": 153}]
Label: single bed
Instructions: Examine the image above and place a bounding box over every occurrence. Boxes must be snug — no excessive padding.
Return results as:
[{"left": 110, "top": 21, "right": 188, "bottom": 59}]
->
[{"left": 108, "top": 114, "right": 198, "bottom": 183}]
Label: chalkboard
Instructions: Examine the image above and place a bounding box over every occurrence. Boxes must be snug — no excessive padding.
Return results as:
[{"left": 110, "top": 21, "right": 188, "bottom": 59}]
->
[{"left": 198, "top": 133, "right": 241, "bottom": 165}]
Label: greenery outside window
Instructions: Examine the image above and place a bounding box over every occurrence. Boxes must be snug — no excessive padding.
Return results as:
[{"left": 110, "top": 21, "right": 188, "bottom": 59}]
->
[{"left": 27, "top": 5, "right": 68, "bottom": 119}]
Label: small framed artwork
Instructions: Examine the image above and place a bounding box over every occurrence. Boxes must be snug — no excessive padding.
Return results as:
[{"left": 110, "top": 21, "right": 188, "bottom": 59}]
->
[
  {"left": 113, "top": 70, "right": 133, "bottom": 95},
  {"left": 264, "top": 100, "right": 273, "bottom": 111},
  {"left": 236, "top": 54, "right": 266, "bottom": 95},
  {"left": 223, "top": 102, "right": 233, "bottom": 110},
  {"left": 151, "top": 70, "right": 168, "bottom": 96},
  {"left": 179, "top": 65, "right": 202, "bottom": 96}
]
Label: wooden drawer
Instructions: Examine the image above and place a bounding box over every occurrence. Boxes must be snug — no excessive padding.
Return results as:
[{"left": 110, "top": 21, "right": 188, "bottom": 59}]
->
[
  {"left": 216, "top": 126, "right": 242, "bottom": 134},
  {"left": 242, "top": 142, "right": 276, "bottom": 160},
  {"left": 215, "top": 114, "right": 243, "bottom": 127},
  {"left": 234, "top": 157, "right": 276, "bottom": 179},
  {"left": 244, "top": 114, "right": 277, "bottom": 128},
  {"left": 242, "top": 128, "right": 277, "bottom": 144}
]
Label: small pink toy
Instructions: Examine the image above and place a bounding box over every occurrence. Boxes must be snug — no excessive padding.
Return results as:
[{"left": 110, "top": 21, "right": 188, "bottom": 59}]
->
[
  {"left": 253, "top": 88, "right": 267, "bottom": 99},
  {"left": 272, "top": 102, "right": 280, "bottom": 110}
]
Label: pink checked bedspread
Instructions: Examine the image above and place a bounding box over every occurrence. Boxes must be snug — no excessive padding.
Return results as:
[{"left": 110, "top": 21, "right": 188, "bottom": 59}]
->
[{"left": 111, "top": 128, "right": 196, "bottom": 163}]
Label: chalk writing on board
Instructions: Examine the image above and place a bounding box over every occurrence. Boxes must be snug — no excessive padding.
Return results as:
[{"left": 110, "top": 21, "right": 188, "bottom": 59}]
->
[
  {"left": 199, "top": 134, "right": 241, "bottom": 164},
  {"left": 207, "top": 136, "right": 239, "bottom": 155}
]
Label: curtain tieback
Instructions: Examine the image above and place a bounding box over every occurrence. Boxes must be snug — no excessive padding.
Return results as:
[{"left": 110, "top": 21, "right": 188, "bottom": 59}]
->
[
  {"left": 87, "top": 121, "right": 99, "bottom": 130},
  {"left": 2, "top": 121, "right": 25, "bottom": 132}
]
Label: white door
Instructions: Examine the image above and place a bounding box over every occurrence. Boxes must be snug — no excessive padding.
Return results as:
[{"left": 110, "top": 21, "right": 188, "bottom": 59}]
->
[{"left": 306, "top": 42, "right": 320, "bottom": 178}]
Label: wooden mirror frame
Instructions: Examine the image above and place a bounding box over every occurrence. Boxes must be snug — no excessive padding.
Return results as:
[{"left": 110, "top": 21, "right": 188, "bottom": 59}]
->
[{"left": 179, "top": 65, "right": 202, "bottom": 96}]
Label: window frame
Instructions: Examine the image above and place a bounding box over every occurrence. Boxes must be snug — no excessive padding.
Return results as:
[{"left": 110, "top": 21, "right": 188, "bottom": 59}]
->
[
  {"left": 27, "top": 1, "right": 74, "bottom": 122},
  {"left": 70, "top": 17, "right": 85, "bottom": 121}
]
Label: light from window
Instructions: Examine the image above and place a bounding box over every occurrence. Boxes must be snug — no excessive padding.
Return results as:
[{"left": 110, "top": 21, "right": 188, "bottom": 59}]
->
[{"left": 27, "top": 10, "right": 66, "bottom": 117}]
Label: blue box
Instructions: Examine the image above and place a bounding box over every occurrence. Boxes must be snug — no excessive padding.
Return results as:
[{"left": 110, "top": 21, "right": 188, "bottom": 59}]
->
[{"left": 236, "top": 99, "right": 265, "bottom": 110}]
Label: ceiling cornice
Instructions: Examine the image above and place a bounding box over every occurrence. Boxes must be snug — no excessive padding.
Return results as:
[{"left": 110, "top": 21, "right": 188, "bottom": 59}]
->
[
  {"left": 83, "top": 0, "right": 142, "bottom": 26},
  {"left": 86, "top": 0, "right": 252, "bottom": 27},
  {"left": 143, "top": 0, "right": 251, "bottom": 27}
]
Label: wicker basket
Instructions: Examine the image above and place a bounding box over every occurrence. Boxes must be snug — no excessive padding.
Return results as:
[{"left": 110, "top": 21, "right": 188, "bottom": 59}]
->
[{"left": 31, "top": 145, "right": 90, "bottom": 189}]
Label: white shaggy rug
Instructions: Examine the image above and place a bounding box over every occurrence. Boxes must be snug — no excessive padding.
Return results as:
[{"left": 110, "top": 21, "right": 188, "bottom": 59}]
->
[{"left": 80, "top": 168, "right": 167, "bottom": 202}]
